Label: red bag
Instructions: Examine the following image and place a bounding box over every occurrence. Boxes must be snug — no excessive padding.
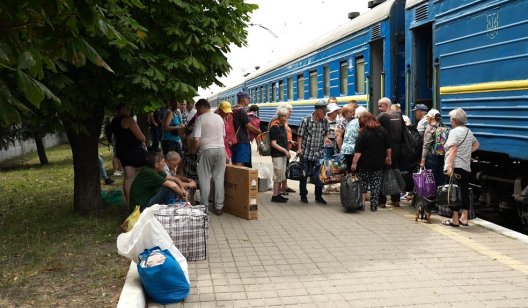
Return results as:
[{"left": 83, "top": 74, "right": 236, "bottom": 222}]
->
[{"left": 247, "top": 112, "right": 261, "bottom": 142}]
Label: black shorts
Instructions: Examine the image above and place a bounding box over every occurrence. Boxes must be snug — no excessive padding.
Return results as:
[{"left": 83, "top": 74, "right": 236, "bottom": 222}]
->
[{"left": 117, "top": 147, "right": 147, "bottom": 168}]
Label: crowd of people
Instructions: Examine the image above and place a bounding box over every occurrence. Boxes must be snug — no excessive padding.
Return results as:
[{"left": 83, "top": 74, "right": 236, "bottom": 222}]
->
[{"left": 104, "top": 92, "right": 479, "bottom": 227}]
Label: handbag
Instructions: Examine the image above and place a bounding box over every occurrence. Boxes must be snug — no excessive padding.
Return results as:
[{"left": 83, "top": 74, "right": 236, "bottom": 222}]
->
[
  {"left": 318, "top": 154, "right": 346, "bottom": 184},
  {"left": 137, "top": 246, "right": 190, "bottom": 304},
  {"left": 436, "top": 174, "right": 462, "bottom": 208},
  {"left": 437, "top": 187, "right": 476, "bottom": 220},
  {"left": 340, "top": 174, "right": 362, "bottom": 212},
  {"left": 287, "top": 155, "right": 306, "bottom": 181},
  {"left": 381, "top": 168, "right": 405, "bottom": 196},
  {"left": 413, "top": 168, "right": 437, "bottom": 198}
]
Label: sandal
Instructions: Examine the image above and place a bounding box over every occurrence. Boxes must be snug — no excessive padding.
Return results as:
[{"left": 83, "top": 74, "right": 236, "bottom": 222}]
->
[
  {"left": 284, "top": 187, "right": 296, "bottom": 193},
  {"left": 459, "top": 220, "right": 469, "bottom": 226},
  {"left": 442, "top": 220, "right": 459, "bottom": 227}
]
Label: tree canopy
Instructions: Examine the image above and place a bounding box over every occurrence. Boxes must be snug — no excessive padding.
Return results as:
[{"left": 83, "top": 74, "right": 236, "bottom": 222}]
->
[{"left": 1, "top": 0, "right": 257, "bottom": 214}]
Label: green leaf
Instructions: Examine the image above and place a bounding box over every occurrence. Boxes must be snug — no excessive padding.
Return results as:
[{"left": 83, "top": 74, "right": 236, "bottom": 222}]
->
[
  {"left": 130, "top": 0, "right": 145, "bottom": 9},
  {"left": 17, "top": 70, "right": 60, "bottom": 107},
  {"left": 78, "top": 38, "right": 114, "bottom": 73},
  {"left": 18, "top": 51, "right": 36, "bottom": 69}
]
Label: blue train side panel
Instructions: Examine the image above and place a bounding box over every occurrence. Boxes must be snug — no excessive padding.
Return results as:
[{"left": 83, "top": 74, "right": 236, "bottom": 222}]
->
[{"left": 434, "top": 0, "right": 528, "bottom": 161}]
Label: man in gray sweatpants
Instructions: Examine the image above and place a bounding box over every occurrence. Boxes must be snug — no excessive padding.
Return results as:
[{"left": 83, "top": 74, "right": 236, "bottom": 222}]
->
[{"left": 190, "top": 99, "right": 227, "bottom": 215}]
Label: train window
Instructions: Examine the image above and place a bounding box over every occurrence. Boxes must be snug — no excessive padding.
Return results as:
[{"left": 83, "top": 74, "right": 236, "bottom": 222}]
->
[
  {"left": 272, "top": 82, "right": 276, "bottom": 102},
  {"left": 298, "top": 74, "right": 305, "bottom": 100},
  {"left": 265, "top": 84, "right": 269, "bottom": 102},
  {"left": 309, "top": 70, "right": 317, "bottom": 98},
  {"left": 279, "top": 80, "right": 284, "bottom": 102},
  {"left": 260, "top": 86, "right": 264, "bottom": 102},
  {"left": 324, "top": 66, "right": 330, "bottom": 96},
  {"left": 340, "top": 61, "right": 348, "bottom": 95},
  {"left": 356, "top": 57, "right": 365, "bottom": 93},
  {"left": 288, "top": 77, "right": 293, "bottom": 100}
]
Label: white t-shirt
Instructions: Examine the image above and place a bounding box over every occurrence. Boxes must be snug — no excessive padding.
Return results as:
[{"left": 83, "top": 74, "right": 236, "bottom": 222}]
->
[
  {"left": 444, "top": 126, "right": 477, "bottom": 172},
  {"left": 417, "top": 117, "right": 428, "bottom": 135},
  {"left": 191, "top": 111, "right": 225, "bottom": 153}
]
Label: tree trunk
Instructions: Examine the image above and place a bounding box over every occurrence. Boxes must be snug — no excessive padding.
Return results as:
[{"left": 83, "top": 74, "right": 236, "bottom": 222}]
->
[
  {"left": 65, "top": 107, "right": 105, "bottom": 215},
  {"left": 34, "top": 134, "right": 49, "bottom": 165}
]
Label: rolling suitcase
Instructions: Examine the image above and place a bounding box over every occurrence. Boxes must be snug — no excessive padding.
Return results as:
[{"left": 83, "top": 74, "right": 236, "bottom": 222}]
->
[{"left": 340, "top": 174, "right": 362, "bottom": 212}]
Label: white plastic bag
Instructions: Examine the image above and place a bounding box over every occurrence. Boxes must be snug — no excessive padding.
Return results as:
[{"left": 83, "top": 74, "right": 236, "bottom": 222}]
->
[
  {"left": 258, "top": 163, "right": 272, "bottom": 192},
  {"left": 117, "top": 204, "right": 189, "bottom": 283}
]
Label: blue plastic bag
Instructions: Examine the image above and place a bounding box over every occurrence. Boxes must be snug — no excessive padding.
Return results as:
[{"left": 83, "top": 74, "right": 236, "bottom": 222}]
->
[{"left": 137, "top": 246, "right": 190, "bottom": 304}]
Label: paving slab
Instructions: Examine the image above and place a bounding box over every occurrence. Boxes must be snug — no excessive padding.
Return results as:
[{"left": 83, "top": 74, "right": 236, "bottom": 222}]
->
[{"left": 119, "top": 146, "right": 528, "bottom": 307}]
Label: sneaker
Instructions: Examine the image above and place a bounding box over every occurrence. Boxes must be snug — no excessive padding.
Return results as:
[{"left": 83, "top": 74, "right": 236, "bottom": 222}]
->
[
  {"left": 104, "top": 178, "right": 115, "bottom": 185},
  {"left": 214, "top": 208, "right": 224, "bottom": 216},
  {"left": 271, "top": 195, "right": 288, "bottom": 203},
  {"left": 300, "top": 196, "right": 308, "bottom": 204},
  {"left": 113, "top": 171, "right": 122, "bottom": 176},
  {"left": 315, "top": 196, "right": 327, "bottom": 205}
]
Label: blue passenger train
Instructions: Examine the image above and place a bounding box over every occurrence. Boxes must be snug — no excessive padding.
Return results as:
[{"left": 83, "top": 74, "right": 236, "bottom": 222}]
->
[{"left": 208, "top": 0, "right": 528, "bottom": 225}]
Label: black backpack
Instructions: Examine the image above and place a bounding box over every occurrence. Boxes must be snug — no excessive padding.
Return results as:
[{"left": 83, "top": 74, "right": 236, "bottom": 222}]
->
[
  {"left": 287, "top": 156, "right": 306, "bottom": 181},
  {"left": 401, "top": 119, "right": 422, "bottom": 161}
]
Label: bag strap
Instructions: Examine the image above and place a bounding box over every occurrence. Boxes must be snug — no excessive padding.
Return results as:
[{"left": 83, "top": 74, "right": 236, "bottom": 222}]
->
[{"left": 457, "top": 128, "right": 469, "bottom": 147}]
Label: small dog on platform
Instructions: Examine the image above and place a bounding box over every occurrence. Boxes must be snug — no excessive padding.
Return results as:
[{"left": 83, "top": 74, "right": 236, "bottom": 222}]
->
[{"left": 414, "top": 195, "right": 433, "bottom": 224}]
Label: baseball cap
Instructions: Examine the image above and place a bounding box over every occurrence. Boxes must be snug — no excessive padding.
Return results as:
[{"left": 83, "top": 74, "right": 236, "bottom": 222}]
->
[
  {"left": 326, "top": 103, "right": 341, "bottom": 114},
  {"left": 411, "top": 104, "right": 428, "bottom": 112},
  {"left": 314, "top": 99, "right": 328, "bottom": 111},
  {"left": 236, "top": 91, "right": 250, "bottom": 100},
  {"left": 425, "top": 108, "right": 440, "bottom": 118},
  {"left": 218, "top": 101, "right": 233, "bottom": 113}
]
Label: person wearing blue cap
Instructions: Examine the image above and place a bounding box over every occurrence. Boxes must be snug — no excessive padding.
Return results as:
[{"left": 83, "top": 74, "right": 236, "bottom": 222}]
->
[
  {"left": 410, "top": 103, "right": 429, "bottom": 136},
  {"left": 231, "top": 91, "right": 262, "bottom": 167},
  {"left": 296, "top": 99, "right": 329, "bottom": 205}
]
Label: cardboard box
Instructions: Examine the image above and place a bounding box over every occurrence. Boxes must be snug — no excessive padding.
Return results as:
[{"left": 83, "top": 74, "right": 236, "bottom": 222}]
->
[{"left": 223, "top": 165, "right": 258, "bottom": 220}]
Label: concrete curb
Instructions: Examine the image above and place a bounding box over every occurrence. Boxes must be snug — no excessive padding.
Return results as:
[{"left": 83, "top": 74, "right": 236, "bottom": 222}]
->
[
  {"left": 471, "top": 217, "right": 528, "bottom": 244},
  {"left": 117, "top": 262, "right": 146, "bottom": 308}
]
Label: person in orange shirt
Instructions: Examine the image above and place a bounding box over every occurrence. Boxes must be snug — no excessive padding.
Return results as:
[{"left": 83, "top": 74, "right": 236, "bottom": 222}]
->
[{"left": 269, "top": 103, "right": 296, "bottom": 195}]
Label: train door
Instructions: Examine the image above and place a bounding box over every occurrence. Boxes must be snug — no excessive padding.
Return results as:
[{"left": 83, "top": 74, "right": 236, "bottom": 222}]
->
[
  {"left": 370, "top": 39, "right": 384, "bottom": 115},
  {"left": 411, "top": 22, "right": 433, "bottom": 110}
]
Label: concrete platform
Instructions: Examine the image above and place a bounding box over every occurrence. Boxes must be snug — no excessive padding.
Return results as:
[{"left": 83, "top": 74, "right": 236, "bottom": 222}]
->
[{"left": 119, "top": 146, "right": 528, "bottom": 307}]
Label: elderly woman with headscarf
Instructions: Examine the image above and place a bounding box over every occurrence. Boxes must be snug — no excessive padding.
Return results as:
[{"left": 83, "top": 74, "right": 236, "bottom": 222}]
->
[
  {"left": 419, "top": 109, "right": 449, "bottom": 186},
  {"left": 442, "top": 108, "right": 479, "bottom": 227}
]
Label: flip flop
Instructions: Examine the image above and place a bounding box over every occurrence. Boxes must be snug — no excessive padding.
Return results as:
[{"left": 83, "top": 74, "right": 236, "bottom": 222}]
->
[{"left": 442, "top": 220, "right": 459, "bottom": 227}]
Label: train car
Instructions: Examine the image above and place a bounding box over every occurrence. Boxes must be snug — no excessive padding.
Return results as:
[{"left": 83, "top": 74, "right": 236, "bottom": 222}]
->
[
  {"left": 210, "top": 0, "right": 528, "bottom": 224},
  {"left": 211, "top": 0, "right": 406, "bottom": 131},
  {"left": 405, "top": 0, "right": 528, "bottom": 224}
]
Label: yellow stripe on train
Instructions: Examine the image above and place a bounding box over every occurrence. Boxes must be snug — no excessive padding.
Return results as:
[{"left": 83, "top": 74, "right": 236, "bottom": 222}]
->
[
  {"left": 440, "top": 80, "right": 528, "bottom": 95},
  {"left": 253, "top": 95, "right": 368, "bottom": 108}
]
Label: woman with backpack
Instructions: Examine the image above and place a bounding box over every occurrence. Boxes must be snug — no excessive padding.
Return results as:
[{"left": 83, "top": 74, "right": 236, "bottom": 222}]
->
[{"left": 419, "top": 109, "right": 448, "bottom": 186}]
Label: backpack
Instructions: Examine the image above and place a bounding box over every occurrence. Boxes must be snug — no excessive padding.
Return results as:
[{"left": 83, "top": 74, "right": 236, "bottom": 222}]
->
[
  {"left": 401, "top": 122, "right": 422, "bottom": 161},
  {"left": 431, "top": 125, "right": 449, "bottom": 156},
  {"left": 247, "top": 112, "right": 261, "bottom": 142},
  {"left": 256, "top": 131, "right": 271, "bottom": 156},
  {"left": 225, "top": 114, "right": 238, "bottom": 147}
]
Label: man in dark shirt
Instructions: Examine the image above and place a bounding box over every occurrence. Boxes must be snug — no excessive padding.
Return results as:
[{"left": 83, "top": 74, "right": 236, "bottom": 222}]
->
[
  {"left": 376, "top": 97, "right": 403, "bottom": 208},
  {"left": 129, "top": 152, "right": 188, "bottom": 212},
  {"left": 269, "top": 108, "right": 291, "bottom": 203},
  {"left": 231, "top": 91, "right": 261, "bottom": 167}
]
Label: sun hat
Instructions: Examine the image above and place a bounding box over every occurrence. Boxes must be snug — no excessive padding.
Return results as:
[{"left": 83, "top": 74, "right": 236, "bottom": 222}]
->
[{"left": 326, "top": 103, "right": 341, "bottom": 114}]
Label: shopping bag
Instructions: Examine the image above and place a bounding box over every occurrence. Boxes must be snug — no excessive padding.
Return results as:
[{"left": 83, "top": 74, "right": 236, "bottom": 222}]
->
[
  {"left": 137, "top": 246, "right": 190, "bottom": 304},
  {"left": 258, "top": 163, "right": 272, "bottom": 192},
  {"left": 117, "top": 204, "right": 190, "bottom": 283},
  {"left": 381, "top": 168, "right": 405, "bottom": 196},
  {"left": 413, "top": 168, "right": 437, "bottom": 198},
  {"left": 121, "top": 205, "right": 141, "bottom": 232},
  {"left": 437, "top": 188, "right": 476, "bottom": 220},
  {"left": 340, "top": 174, "right": 362, "bottom": 212}
]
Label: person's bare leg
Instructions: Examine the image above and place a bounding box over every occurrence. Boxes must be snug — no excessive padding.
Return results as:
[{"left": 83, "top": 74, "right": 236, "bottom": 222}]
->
[{"left": 123, "top": 166, "right": 136, "bottom": 205}]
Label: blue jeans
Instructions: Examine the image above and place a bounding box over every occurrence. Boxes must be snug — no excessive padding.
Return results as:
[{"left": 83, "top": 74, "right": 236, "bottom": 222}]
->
[
  {"left": 144, "top": 187, "right": 178, "bottom": 211},
  {"left": 98, "top": 155, "right": 108, "bottom": 179},
  {"left": 425, "top": 154, "right": 446, "bottom": 187},
  {"left": 299, "top": 159, "right": 323, "bottom": 198}
]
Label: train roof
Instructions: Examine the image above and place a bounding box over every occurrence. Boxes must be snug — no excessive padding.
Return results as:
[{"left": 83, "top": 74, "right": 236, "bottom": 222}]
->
[
  {"left": 245, "top": 0, "right": 396, "bottom": 82},
  {"left": 405, "top": 0, "right": 426, "bottom": 9}
]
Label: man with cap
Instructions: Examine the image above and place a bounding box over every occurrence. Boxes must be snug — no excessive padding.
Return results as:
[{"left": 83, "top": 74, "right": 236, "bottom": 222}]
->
[
  {"left": 296, "top": 100, "right": 329, "bottom": 204},
  {"left": 232, "top": 91, "right": 262, "bottom": 167},
  {"left": 411, "top": 103, "right": 429, "bottom": 136},
  {"left": 324, "top": 101, "right": 342, "bottom": 158}
]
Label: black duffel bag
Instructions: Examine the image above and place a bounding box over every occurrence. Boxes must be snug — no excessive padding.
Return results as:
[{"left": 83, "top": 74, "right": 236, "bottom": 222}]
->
[{"left": 287, "top": 155, "right": 306, "bottom": 181}]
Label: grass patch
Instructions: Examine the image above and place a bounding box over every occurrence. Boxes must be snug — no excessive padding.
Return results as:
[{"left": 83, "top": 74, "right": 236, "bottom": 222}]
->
[{"left": 0, "top": 144, "right": 130, "bottom": 307}]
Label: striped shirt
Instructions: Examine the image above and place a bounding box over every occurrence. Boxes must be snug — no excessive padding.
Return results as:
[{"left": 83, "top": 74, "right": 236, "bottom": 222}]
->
[
  {"left": 444, "top": 126, "right": 478, "bottom": 172},
  {"left": 298, "top": 113, "right": 328, "bottom": 161}
]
